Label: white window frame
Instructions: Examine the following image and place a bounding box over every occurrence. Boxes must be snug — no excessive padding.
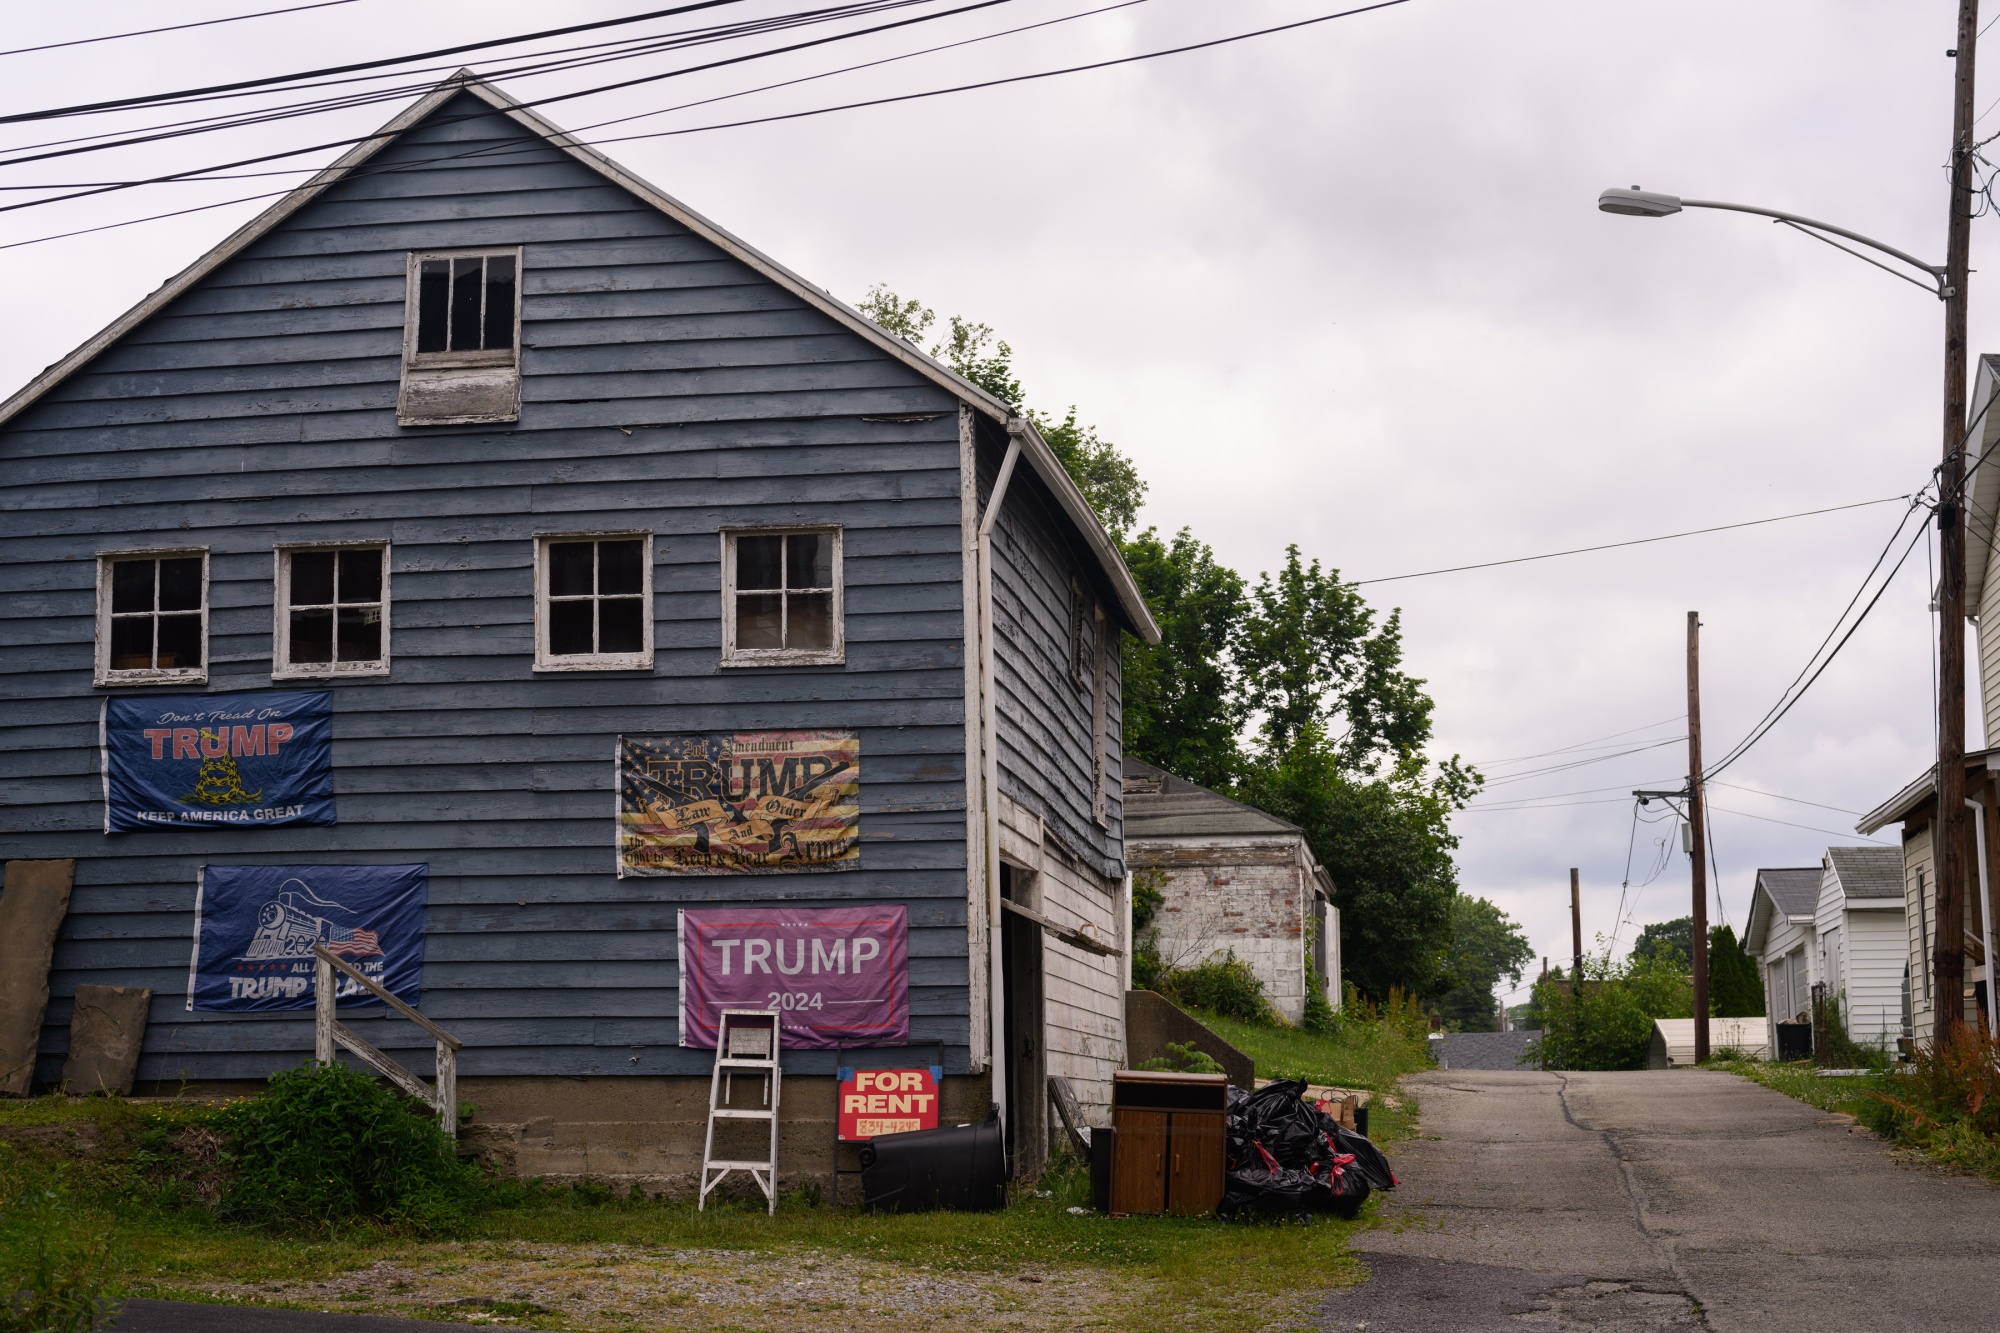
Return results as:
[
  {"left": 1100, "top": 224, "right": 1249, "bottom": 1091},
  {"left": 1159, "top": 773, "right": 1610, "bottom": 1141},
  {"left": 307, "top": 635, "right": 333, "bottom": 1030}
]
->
[
  {"left": 719, "top": 525, "right": 845, "bottom": 668},
  {"left": 403, "top": 246, "right": 524, "bottom": 371},
  {"left": 271, "top": 543, "right": 392, "bottom": 681},
  {"left": 533, "top": 531, "right": 654, "bottom": 672},
  {"left": 95, "top": 547, "right": 210, "bottom": 687}
]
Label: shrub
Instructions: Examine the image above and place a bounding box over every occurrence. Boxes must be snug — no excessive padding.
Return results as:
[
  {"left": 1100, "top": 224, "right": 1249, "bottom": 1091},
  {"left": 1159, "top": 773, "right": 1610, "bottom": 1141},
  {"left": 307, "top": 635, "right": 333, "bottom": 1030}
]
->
[
  {"left": 1870, "top": 1024, "right": 2000, "bottom": 1144},
  {"left": 1815, "top": 992, "right": 1888, "bottom": 1070},
  {"left": 217, "top": 1061, "right": 482, "bottom": 1235},
  {"left": 0, "top": 1151, "right": 121, "bottom": 1333},
  {"left": 1137, "top": 1041, "right": 1225, "bottom": 1075},
  {"left": 1301, "top": 982, "right": 1341, "bottom": 1036},
  {"left": 1529, "top": 950, "right": 1689, "bottom": 1071},
  {"left": 1154, "top": 951, "right": 1274, "bottom": 1023}
]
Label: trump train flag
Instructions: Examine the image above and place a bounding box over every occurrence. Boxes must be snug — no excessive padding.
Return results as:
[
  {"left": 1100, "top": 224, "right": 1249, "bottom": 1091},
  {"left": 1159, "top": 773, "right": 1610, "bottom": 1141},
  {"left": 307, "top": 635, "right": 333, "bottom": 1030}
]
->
[
  {"left": 103, "top": 690, "right": 334, "bottom": 832},
  {"left": 187, "top": 864, "right": 427, "bottom": 1013}
]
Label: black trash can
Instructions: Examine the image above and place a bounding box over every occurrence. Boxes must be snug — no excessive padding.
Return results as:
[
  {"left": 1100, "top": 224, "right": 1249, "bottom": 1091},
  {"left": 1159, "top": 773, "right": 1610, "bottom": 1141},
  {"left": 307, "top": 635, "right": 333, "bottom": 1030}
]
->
[{"left": 859, "top": 1114, "right": 1007, "bottom": 1212}]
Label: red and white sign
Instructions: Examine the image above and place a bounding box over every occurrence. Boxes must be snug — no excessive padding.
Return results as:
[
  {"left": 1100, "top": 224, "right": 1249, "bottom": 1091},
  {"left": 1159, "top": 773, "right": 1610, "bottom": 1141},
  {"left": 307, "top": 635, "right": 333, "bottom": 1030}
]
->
[{"left": 837, "top": 1066, "right": 942, "bottom": 1141}]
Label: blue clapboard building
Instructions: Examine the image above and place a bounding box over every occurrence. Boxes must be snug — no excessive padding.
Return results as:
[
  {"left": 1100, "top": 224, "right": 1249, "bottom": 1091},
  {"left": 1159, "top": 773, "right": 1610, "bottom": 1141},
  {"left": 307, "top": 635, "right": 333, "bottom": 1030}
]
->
[{"left": 0, "top": 72, "right": 1157, "bottom": 1184}]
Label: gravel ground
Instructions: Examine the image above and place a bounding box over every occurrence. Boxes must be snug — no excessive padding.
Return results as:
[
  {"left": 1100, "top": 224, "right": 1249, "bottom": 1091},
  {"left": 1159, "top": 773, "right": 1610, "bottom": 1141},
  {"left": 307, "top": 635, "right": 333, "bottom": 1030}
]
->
[
  {"left": 143, "top": 1242, "right": 1122, "bottom": 1331},
  {"left": 1430, "top": 1031, "right": 1537, "bottom": 1070}
]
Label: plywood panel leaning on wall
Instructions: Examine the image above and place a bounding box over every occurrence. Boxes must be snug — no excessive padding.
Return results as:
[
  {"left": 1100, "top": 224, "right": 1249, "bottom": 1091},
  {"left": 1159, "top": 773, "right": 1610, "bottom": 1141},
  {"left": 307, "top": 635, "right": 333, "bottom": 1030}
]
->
[{"left": 0, "top": 860, "right": 76, "bottom": 1096}]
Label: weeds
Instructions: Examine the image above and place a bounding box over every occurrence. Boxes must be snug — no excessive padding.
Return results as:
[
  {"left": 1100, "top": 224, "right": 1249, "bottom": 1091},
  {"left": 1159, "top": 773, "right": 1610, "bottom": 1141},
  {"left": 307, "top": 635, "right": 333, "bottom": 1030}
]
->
[{"left": 0, "top": 1151, "right": 122, "bottom": 1333}]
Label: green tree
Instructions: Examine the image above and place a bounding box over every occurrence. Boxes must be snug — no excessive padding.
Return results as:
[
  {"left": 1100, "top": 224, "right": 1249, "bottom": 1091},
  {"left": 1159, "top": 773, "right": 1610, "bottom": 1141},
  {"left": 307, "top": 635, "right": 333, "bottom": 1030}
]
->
[
  {"left": 1241, "top": 741, "right": 1479, "bottom": 999},
  {"left": 1531, "top": 948, "right": 1693, "bottom": 1070},
  {"left": 1631, "top": 916, "right": 1693, "bottom": 964},
  {"left": 856, "top": 284, "right": 1144, "bottom": 534},
  {"left": 1237, "top": 546, "right": 1433, "bottom": 769},
  {"left": 1119, "top": 527, "right": 1248, "bottom": 790},
  {"left": 1707, "top": 924, "right": 1765, "bottom": 1018},
  {"left": 1433, "top": 894, "right": 1534, "bottom": 1031}
]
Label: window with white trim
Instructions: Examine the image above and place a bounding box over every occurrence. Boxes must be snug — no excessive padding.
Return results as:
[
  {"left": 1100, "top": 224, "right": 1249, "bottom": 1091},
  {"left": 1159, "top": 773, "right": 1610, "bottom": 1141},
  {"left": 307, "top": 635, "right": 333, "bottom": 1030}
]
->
[
  {"left": 721, "top": 528, "right": 843, "bottom": 666},
  {"left": 274, "top": 546, "right": 389, "bottom": 678},
  {"left": 399, "top": 247, "right": 523, "bottom": 426},
  {"left": 97, "top": 551, "right": 207, "bottom": 685},
  {"left": 535, "top": 534, "right": 653, "bottom": 670},
  {"left": 408, "top": 251, "right": 519, "bottom": 366}
]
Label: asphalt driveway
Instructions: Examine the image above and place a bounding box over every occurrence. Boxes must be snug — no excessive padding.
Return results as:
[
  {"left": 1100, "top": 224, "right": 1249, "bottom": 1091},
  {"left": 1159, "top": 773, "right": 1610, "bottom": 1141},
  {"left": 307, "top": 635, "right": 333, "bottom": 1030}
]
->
[{"left": 1323, "top": 1068, "right": 2000, "bottom": 1332}]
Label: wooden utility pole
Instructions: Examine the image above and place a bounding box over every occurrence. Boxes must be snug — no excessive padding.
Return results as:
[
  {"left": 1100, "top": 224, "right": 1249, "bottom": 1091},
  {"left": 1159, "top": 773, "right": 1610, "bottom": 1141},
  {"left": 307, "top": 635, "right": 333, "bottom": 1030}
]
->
[
  {"left": 1935, "top": 0, "right": 1980, "bottom": 1047},
  {"left": 1570, "top": 868, "right": 1584, "bottom": 987},
  {"left": 1688, "top": 611, "right": 1710, "bottom": 1063}
]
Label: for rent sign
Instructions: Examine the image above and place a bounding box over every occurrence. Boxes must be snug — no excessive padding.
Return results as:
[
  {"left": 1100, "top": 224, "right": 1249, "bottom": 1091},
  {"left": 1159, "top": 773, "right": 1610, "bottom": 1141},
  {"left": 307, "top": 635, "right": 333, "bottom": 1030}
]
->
[
  {"left": 103, "top": 690, "right": 334, "bottom": 832},
  {"left": 837, "top": 1066, "right": 943, "bottom": 1141},
  {"left": 677, "top": 904, "right": 907, "bottom": 1049}
]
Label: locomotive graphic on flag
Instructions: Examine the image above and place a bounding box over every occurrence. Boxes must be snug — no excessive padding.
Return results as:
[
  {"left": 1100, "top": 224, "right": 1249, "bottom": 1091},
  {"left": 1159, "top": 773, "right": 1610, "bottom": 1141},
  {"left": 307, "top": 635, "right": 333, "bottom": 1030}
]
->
[
  {"left": 243, "top": 882, "right": 384, "bottom": 961},
  {"left": 188, "top": 864, "right": 427, "bottom": 1012}
]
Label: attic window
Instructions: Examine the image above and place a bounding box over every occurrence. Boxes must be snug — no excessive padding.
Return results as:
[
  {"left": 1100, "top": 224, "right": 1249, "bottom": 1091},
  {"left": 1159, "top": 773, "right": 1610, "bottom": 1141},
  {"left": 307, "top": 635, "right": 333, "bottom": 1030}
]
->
[{"left": 399, "top": 247, "right": 523, "bottom": 426}]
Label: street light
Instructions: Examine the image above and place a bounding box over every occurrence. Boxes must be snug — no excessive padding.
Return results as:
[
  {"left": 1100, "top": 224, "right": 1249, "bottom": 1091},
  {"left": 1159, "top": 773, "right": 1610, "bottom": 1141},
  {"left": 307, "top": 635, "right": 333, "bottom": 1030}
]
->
[
  {"left": 1596, "top": 187, "right": 1947, "bottom": 298},
  {"left": 1598, "top": 16, "right": 1979, "bottom": 1064}
]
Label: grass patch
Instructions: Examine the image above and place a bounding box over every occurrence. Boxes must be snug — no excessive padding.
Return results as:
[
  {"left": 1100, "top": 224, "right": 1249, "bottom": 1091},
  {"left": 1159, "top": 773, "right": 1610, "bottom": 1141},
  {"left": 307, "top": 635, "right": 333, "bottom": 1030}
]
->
[
  {"left": 1194, "top": 1010, "right": 1434, "bottom": 1095},
  {"left": 1, "top": 1099, "right": 1374, "bottom": 1333},
  {"left": 1711, "top": 1059, "right": 1889, "bottom": 1119}
]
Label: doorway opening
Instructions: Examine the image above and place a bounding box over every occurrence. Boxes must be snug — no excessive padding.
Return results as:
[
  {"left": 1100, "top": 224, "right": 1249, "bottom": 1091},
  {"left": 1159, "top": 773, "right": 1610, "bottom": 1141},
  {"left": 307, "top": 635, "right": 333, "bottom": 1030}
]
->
[{"left": 999, "top": 862, "right": 1046, "bottom": 1178}]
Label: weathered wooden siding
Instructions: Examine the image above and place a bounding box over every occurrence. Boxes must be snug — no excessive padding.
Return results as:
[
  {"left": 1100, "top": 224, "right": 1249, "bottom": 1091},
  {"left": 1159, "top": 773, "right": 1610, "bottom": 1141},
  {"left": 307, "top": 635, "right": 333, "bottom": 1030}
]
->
[
  {"left": 1902, "top": 823, "right": 1937, "bottom": 1039},
  {"left": 1980, "top": 517, "right": 2000, "bottom": 748},
  {"left": 1, "top": 92, "right": 983, "bottom": 1085}
]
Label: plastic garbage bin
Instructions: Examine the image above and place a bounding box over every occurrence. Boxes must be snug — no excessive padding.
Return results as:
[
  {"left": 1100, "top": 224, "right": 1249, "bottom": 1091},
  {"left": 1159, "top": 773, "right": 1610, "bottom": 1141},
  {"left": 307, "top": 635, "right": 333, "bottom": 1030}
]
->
[{"left": 859, "top": 1114, "right": 1006, "bottom": 1212}]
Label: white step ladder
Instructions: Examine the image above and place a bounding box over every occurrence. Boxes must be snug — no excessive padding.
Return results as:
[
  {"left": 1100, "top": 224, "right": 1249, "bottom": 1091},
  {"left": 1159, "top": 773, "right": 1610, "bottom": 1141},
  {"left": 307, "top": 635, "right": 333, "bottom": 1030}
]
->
[{"left": 698, "top": 1008, "right": 782, "bottom": 1213}]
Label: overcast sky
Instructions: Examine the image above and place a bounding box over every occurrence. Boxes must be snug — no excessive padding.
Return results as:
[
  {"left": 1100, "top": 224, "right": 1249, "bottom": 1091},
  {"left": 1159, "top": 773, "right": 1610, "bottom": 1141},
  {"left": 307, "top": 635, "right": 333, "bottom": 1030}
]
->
[{"left": 2, "top": 1, "right": 1986, "bottom": 1004}]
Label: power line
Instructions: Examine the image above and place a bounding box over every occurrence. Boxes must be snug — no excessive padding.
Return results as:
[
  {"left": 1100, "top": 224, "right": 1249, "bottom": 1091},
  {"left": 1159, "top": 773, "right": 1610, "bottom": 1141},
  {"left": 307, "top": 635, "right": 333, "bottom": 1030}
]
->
[
  {"left": 1705, "top": 781, "right": 1863, "bottom": 817},
  {"left": 1351, "top": 495, "right": 1910, "bottom": 586},
  {"left": 1702, "top": 498, "right": 1928, "bottom": 779},
  {"left": 0, "top": 0, "right": 360, "bottom": 59},
  {"left": 0, "top": 0, "right": 1415, "bottom": 253},
  {"left": 1705, "top": 802, "right": 1893, "bottom": 845},
  {"left": 0, "top": 0, "right": 759, "bottom": 124},
  {"left": 1473, "top": 712, "right": 1685, "bottom": 767},
  {"left": 1477, "top": 737, "right": 1687, "bottom": 790}
]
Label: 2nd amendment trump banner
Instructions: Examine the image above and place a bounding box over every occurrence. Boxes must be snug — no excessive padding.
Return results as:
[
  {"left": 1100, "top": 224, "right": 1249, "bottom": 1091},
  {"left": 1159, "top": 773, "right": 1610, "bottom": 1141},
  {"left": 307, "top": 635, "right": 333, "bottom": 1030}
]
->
[{"left": 617, "top": 731, "right": 859, "bottom": 876}]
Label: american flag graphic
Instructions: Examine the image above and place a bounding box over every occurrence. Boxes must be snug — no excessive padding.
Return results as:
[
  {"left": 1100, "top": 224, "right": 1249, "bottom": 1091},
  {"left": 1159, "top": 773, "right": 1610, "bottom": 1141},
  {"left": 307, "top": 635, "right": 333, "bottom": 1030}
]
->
[{"left": 326, "top": 928, "right": 382, "bottom": 958}]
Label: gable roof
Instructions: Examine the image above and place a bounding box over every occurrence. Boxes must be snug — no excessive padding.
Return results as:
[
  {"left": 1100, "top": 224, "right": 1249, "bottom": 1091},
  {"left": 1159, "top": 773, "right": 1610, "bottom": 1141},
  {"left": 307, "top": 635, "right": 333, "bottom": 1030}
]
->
[
  {"left": 1824, "top": 846, "right": 1904, "bottom": 904},
  {"left": 1120, "top": 757, "right": 1336, "bottom": 897},
  {"left": 1121, "top": 756, "right": 1303, "bottom": 841},
  {"left": 0, "top": 69, "right": 1159, "bottom": 645},
  {"left": 1743, "top": 866, "right": 1820, "bottom": 956}
]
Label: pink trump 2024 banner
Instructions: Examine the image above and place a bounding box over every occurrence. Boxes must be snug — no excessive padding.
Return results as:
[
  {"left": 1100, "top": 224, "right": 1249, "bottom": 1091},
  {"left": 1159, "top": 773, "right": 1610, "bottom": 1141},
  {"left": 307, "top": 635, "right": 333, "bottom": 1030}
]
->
[{"left": 677, "top": 905, "right": 908, "bottom": 1049}]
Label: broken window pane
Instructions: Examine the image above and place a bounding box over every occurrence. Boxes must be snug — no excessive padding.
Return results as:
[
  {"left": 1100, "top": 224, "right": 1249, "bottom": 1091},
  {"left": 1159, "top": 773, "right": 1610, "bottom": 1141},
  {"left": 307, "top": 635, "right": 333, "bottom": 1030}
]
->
[
  {"left": 737, "top": 593, "right": 782, "bottom": 649},
  {"left": 110, "top": 560, "right": 154, "bottom": 614},
  {"left": 290, "top": 608, "right": 333, "bottom": 665},
  {"left": 549, "top": 542, "right": 594, "bottom": 598},
  {"left": 598, "top": 597, "right": 644, "bottom": 654},
  {"left": 483, "top": 254, "right": 516, "bottom": 351},
  {"left": 789, "top": 593, "right": 833, "bottom": 650},
  {"left": 786, "top": 533, "right": 830, "bottom": 589},
  {"left": 450, "top": 256, "right": 484, "bottom": 352},
  {"left": 292, "top": 551, "right": 335, "bottom": 606},
  {"left": 156, "top": 613, "right": 202, "bottom": 668},
  {"left": 337, "top": 605, "right": 382, "bottom": 663},
  {"left": 417, "top": 259, "right": 450, "bottom": 353},
  {"left": 737, "top": 536, "right": 782, "bottom": 591},
  {"left": 597, "top": 540, "right": 643, "bottom": 596},
  {"left": 110, "top": 616, "right": 153, "bottom": 670},
  {"left": 338, "top": 548, "right": 382, "bottom": 603},
  {"left": 550, "top": 599, "right": 594, "bottom": 656},
  {"left": 158, "top": 558, "right": 202, "bottom": 612}
]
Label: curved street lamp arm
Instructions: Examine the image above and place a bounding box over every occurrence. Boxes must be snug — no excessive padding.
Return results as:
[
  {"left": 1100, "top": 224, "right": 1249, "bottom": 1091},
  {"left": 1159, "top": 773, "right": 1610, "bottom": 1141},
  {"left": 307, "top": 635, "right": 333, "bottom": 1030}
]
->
[
  {"left": 1771, "top": 219, "right": 1948, "bottom": 299},
  {"left": 1680, "top": 198, "right": 1946, "bottom": 287}
]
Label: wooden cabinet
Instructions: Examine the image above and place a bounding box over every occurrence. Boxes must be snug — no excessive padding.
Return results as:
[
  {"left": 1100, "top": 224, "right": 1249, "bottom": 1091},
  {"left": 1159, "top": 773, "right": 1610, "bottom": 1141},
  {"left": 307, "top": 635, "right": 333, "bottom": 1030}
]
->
[{"left": 1108, "top": 1071, "right": 1228, "bottom": 1216}]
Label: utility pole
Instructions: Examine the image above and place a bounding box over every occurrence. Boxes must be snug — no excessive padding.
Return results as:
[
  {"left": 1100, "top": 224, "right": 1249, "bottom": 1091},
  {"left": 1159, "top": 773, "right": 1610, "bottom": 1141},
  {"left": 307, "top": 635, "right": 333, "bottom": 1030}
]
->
[
  {"left": 1935, "top": 0, "right": 1980, "bottom": 1048},
  {"left": 1570, "top": 868, "right": 1584, "bottom": 988},
  {"left": 1688, "top": 611, "right": 1710, "bottom": 1063}
]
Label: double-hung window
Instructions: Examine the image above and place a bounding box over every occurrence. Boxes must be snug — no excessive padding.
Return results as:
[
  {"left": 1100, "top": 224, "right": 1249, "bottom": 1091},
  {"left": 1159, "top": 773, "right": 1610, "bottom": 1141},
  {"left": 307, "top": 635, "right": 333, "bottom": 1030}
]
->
[
  {"left": 97, "top": 551, "right": 207, "bottom": 685},
  {"left": 399, "top": 247, "right": 523, "bottom": 426},
  {"left": 535, "top": 534, "right": 653, "bottom": 670},
  {"left": 274, "top": 546, "right": 389, "bottom": 678},
  {"left": 721, "top": 527, "right": 843, "bottom": 666}
]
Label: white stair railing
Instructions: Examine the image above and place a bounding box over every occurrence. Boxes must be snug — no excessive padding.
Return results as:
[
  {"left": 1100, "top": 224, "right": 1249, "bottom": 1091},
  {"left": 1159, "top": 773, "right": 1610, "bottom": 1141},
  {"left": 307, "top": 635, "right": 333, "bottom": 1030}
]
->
[{"left": 313, "top": 944, "right": 461, "bottom": 1134}]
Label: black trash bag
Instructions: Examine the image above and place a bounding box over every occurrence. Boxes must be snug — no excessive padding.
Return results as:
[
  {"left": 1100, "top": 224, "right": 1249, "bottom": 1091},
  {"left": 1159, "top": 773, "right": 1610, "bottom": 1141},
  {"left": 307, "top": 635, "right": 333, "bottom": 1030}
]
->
[{"left": 1218, "top": 1078, "right": 1393, "bottom": 1222}]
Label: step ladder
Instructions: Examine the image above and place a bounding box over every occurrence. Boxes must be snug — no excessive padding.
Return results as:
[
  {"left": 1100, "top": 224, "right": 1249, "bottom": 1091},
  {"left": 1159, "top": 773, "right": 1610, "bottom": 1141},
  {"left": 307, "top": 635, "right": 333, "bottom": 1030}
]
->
[{"left": 698, "top": 1008, "right": 782, "bottom": 1213}]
